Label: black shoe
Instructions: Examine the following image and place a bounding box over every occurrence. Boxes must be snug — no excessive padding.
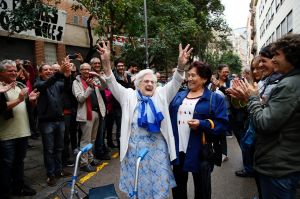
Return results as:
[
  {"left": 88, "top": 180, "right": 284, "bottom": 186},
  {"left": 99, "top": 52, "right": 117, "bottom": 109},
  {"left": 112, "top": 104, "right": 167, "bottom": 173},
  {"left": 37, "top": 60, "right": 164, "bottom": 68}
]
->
[
  {"left": 27, "top": 144, "right": 36, "bottom": 149},
  {"left": 80, "top": 164, "right": 96, "bottom": 172},
  {"left": 96, "top": 153, "right": 111, "bottom": 160},
  {"left": 90, "top": 159, "right": 102, "bottom": 166},
  {"left": 65, "top": 159, "right": 75, "bottom": 167},
  {"left": 47, "top": 176, "right": 56, "bottom": 187},
  {"left": 235, "top": 169, "right": 254, "bottom": 177},
  {"left": 13, "top": 184, "right": 37, "bottom": 196},
  {"left": 30, "top": 134, "right": 39, "bottom": 140},
  {"left": 55, "top": 170, "right": 73, "bottom": 178},
  {"left": 107, "top": 143, "right": 118, "bottom": 148}
]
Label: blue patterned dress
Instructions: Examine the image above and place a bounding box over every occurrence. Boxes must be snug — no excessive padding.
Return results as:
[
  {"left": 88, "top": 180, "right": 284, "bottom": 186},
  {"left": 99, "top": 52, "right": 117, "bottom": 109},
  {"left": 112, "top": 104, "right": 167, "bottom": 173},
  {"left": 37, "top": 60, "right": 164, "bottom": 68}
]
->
[{"left": 119, "top": 106, "right": 176, "bottom": 199}]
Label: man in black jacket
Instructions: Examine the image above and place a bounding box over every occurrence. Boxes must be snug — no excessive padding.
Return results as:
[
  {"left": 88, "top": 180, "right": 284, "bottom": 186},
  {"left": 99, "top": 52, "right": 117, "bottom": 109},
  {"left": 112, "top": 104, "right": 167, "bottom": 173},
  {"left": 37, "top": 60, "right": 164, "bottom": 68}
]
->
[{"left": 34, "top": 62, "right": 71, "bottom": 186}]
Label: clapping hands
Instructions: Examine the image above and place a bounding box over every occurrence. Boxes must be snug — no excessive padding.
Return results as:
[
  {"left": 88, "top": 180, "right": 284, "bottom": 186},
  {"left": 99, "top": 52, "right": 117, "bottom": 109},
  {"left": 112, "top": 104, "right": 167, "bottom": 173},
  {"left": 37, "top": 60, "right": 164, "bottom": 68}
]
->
[
  {"left": 0, "top": 82, "right": 16, "bottom": 93},
  {"left": 227, "top": 78, "right": 259, "bottom": 102}
]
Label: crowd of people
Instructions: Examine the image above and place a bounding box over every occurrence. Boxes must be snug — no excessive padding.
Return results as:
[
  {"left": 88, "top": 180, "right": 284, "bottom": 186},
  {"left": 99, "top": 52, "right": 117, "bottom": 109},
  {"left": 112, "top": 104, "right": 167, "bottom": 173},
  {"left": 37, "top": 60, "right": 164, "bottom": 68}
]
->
[{"left": 0, "top": 33, "right": 300, "bottom": 199}]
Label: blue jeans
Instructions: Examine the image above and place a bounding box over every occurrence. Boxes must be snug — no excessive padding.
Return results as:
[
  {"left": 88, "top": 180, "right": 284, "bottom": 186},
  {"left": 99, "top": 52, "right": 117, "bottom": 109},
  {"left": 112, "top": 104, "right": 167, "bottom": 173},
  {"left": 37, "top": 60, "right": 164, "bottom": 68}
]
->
[
  {"left": 0, "top": 137, "right": 28, "bottom": 198},
  {"left": 259, "top": 172, "right": 300, "bottom": 199},
  {"left": 39, "top": 121, "right": 65, "bottom": 177}
]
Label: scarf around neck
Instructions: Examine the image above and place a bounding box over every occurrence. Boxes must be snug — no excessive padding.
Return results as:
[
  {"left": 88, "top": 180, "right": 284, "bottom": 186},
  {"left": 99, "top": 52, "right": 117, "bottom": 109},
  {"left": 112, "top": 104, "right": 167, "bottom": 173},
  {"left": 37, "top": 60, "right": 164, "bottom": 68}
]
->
[
  {"left": 81, "top": 78, "right": 92, "bottom": 121},
  {"left": 137, "top": 91, "right": 164, "bottom": 133}
]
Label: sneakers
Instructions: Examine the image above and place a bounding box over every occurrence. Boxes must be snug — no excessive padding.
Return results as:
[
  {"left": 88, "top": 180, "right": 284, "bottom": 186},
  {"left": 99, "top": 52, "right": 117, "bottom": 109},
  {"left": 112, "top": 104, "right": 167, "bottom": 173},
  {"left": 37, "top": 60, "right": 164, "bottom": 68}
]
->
[
  {"left": 222, "top": 154, "right": 229, "bottom": 162},
  {"left": 226, "top": 131, "right": 234, "bottom": 138},
  {"left": 80, "top": 164, "right": 96, "bottom": 172},
  {"left": 66, "top": 159, "right": 75, "bottom": 167},
  {"left": 55, "top": 170, "right": 73, "bottom": 178},
  {"left": 47, "top": 176, "right": 56, "bottom": 187},
  {"left": 12, "top": 184, "right": 37, "bottom": 196},
  {"left": 235, "top": 169, "right": 254, "bottom": 177}
]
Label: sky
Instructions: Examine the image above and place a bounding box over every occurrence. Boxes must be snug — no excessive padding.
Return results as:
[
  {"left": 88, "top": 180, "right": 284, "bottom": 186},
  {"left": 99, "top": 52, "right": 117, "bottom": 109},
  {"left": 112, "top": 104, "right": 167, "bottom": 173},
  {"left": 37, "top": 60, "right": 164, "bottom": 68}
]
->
[{"left": 221, "top": 0, "right": 251, "bottom": 29}]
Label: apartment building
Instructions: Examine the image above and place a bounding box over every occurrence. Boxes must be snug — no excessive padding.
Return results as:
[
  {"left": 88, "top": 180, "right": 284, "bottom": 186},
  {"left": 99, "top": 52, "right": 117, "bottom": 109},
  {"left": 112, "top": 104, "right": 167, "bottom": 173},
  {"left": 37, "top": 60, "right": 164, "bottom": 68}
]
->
[
  {"left": 228, "top": 27, "right": 248, "bottom": 67},
  {"left": 256, "top": 0, "right": 300, "bottom": 51}
]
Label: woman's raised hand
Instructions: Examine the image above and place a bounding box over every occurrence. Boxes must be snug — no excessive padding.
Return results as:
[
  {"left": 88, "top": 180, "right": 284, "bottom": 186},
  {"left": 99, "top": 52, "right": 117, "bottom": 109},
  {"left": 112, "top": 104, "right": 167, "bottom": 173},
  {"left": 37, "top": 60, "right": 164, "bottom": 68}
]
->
[
  {"left": 178, "top": 43, "right": 193, "bottom": 70},
  {"left": 97, "top": 41, "right": 111, "bottom": 76}
]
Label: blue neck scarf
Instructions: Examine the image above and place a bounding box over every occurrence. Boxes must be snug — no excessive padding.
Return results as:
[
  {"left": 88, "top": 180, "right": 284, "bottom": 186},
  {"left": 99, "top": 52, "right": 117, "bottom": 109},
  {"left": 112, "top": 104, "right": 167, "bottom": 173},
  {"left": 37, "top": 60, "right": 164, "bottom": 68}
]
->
[{"left": 137, "top": 91, "right": 164, "bottom": 133}]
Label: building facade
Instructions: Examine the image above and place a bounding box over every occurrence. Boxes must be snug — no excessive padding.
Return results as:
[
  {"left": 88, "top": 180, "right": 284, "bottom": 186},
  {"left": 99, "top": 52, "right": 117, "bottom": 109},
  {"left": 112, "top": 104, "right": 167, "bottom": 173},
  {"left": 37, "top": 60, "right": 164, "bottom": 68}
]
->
[
  {"left": 246, "top": 0, "right": 258, "bottom": 64},
  {"left": 0, "top": 0, "right": 97, "bottom": 66},
  {"left": 256, "top": 0, "right": 300, "bottom": 51},
  {"left": 228, "top": 27, "right": 248, "bottom": 67}
]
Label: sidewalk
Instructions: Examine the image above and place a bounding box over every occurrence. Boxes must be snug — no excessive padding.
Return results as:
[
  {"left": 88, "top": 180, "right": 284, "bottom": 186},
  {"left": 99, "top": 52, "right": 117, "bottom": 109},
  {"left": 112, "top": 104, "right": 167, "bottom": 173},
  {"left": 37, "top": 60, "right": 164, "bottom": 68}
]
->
[{"left": 13, "top": 137, "right": 81, "bottom": 199}]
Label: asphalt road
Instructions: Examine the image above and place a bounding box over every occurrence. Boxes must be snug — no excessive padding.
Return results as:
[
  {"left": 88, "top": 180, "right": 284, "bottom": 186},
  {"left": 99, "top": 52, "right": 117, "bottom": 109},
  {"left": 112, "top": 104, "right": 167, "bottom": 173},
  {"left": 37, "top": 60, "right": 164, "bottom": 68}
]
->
[{"left": 43, "top": 137, "right": 258, "bottom": 199}]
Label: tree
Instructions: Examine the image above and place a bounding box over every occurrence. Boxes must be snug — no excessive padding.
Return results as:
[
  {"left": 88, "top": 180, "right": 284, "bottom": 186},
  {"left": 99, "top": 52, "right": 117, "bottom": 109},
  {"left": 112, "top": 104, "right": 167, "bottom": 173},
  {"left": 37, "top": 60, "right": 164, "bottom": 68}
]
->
[
  {"left": 0, "top": 0, "right": 59, "bottom": 33},
  {"left": 219, "top": 50, "right": 242, "bottom": 74},
  {"left": 2, "top": 0, "right": 232, "bottom": 72}
]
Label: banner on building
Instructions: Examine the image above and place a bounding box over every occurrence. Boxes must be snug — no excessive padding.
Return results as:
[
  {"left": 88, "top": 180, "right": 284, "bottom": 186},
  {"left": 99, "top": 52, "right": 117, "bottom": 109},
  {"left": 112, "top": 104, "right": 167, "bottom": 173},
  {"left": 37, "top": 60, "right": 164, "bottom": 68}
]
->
[{"left": 0, "top": 0, "right": 66, "bottom": 42}]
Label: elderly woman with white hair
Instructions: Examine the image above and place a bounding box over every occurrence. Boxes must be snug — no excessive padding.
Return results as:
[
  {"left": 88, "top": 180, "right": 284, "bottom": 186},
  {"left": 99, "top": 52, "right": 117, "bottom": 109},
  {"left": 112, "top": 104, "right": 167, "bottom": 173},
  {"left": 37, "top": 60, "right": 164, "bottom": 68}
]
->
[{"left": 95, "top": 41, "right": 192, "bottom": 198}]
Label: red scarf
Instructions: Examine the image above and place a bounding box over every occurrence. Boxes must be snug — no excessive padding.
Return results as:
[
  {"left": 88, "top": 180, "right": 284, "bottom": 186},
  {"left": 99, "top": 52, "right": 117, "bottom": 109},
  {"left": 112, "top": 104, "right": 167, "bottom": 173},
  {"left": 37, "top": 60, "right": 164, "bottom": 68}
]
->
[{"left": 81, "top": 78, "right": 92, "bottom": 121}]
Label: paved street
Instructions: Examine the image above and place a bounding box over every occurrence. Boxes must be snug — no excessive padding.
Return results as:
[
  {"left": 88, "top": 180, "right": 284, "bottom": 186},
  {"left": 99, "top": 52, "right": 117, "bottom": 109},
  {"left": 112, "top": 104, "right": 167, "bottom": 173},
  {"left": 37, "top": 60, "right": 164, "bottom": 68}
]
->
[{"left": 13, "top": 136, "right": 265, "bottom": 199}]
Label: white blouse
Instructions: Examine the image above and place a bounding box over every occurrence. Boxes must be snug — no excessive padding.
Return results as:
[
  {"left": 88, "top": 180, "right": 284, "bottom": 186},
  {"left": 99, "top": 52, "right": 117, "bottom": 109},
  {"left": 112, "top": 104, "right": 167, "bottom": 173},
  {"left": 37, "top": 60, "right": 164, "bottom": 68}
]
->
[{"left": 177, "top": 96, "right": 199, "bottom": 153}]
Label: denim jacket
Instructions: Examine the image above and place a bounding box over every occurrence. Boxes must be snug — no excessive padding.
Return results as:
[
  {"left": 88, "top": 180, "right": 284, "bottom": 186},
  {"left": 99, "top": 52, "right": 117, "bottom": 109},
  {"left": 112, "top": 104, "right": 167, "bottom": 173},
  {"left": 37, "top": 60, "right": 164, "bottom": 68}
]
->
[{"left": 169, "top": 87, "right": 229, "bottom": 172}]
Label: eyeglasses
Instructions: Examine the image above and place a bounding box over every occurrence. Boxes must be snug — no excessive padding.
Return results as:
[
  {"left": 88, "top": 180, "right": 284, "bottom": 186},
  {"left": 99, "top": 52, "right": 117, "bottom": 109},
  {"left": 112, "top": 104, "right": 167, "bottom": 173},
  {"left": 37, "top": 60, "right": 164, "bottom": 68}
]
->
[
  {"left": 80, "top": 68, "right": 91, "bottom": 71},
  {"left": 142, "top": 80, "right": 155, "bottom": 84}
]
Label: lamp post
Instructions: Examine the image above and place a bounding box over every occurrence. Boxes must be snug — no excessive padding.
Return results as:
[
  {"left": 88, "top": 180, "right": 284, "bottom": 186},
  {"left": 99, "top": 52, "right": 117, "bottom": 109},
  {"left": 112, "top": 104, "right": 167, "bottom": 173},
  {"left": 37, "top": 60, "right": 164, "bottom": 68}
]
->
[{"left": 143, "top": 0, "right": 149, "bottom": 68}]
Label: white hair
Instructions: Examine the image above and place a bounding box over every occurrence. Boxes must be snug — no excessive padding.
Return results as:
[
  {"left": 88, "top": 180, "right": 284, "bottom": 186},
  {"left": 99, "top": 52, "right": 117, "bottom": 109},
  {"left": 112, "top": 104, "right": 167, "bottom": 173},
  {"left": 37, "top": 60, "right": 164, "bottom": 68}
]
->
[
  {"left": 90, "top": 57, "right": 101, "bottom": 64},
  {"left": 134, "top": 69, "right": 157, "bottom": 90},
  {"left": 79, "top": 63, "right": 91, "bottom": 70},
  {"left": 0, "top": 60, "right": 16, "bottom": 72}
]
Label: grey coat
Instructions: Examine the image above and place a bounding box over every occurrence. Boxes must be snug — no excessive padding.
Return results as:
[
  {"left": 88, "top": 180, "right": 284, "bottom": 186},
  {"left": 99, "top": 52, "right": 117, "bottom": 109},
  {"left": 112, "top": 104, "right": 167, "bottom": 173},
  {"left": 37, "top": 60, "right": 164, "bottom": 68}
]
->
[{"left": 248, "top": 69, "right": 300, "bottom": 177}]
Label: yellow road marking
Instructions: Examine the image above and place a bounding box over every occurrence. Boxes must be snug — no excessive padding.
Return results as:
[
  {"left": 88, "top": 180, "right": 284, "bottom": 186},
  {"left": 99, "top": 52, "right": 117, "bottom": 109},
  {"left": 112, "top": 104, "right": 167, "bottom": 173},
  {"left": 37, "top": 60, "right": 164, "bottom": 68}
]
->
[
  {"left": 79, "top": 162, "right": 109, "bottom": 184},
  {"left": 112, "top": 152, "right": 119, "bottom": 159},
  {"left": 53, "top": 152, "right": 119, "bottom": 199}
]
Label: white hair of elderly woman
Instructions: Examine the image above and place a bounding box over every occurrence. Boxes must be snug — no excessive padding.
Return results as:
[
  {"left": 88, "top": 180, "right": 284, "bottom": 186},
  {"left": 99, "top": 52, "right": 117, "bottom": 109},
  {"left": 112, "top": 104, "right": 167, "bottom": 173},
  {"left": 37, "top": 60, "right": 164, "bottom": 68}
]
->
[{"left": 134, "top": 69, "right": 158, "bottom": 90}]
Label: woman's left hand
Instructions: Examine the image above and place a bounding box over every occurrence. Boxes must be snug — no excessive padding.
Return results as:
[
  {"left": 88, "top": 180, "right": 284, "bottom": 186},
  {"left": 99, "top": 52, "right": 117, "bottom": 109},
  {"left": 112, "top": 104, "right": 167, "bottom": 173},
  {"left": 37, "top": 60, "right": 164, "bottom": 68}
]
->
[
  {"left": 178, "top": 44, "right": 193, "bottom": 70},
  {"left": 188, "top": 119, "right": 200, "bottom": 130}
]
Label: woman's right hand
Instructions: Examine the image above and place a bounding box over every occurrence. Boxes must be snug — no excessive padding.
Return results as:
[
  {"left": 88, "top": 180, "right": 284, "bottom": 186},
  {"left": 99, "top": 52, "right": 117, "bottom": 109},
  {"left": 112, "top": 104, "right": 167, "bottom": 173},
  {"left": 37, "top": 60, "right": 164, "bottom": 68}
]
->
[{"left": 188, "top": 119, "right": 200, "bottom": 130}]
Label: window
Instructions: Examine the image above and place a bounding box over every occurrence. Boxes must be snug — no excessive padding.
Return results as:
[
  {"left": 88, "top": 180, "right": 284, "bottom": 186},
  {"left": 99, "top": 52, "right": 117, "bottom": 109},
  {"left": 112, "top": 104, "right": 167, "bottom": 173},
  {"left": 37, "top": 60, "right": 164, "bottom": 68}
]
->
[
  {"left": 271, "top": 0, "right": 276, "bottom": 14},
  {"left": 287, "top": 11, "right": 293, "bottom": 33},
  {"left": 44, "top": 43, "right": 57, "bottom": 65},
  {"left": 73, "top": 15, "right": 78, "bottom": 25},
  {"left": 281, "top": 18, "right": 287, "bottom": 36},
  {"left": 272, "top": 32, "right": 275, "bottom": 42},
  {"left": 276, "top": 25, "right": 281, "bottom": 39},
  {"left": 276, "top": 0, "right": 280, "bottom": 11},
  {"left": 266, "top": 8, "right": 271, "bottom": 27},
  {"left": 82, "top": 16, "right": 88, "bottom": 27}
]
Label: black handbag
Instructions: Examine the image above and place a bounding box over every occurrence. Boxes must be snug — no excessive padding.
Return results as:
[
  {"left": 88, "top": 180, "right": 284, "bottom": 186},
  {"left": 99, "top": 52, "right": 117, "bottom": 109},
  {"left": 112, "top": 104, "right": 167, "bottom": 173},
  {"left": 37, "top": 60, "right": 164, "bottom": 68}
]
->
[{"left": 200, "top": 132, "right": 222, "bottom": 166}]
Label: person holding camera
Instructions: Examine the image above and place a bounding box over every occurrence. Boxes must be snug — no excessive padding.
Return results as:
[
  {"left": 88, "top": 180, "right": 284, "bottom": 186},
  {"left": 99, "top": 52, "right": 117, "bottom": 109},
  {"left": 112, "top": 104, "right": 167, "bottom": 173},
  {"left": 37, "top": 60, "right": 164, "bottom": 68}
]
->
[
  {"left": 72, "top": 63, "right": 106, "bottom": 172},
  {"left": 34, "top": 59, "right": 72, "bottom": 186}
]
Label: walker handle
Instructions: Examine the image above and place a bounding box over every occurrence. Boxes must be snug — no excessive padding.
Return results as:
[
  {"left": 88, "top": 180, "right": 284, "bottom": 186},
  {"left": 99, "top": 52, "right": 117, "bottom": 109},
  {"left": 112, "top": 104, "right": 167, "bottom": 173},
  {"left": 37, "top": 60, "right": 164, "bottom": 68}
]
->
[
  {"left": 138, "top": 148, "right": 149, "bottom": 161},
  {"left": 80, "top": 143, "right": 93, "bottom": 153}
]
